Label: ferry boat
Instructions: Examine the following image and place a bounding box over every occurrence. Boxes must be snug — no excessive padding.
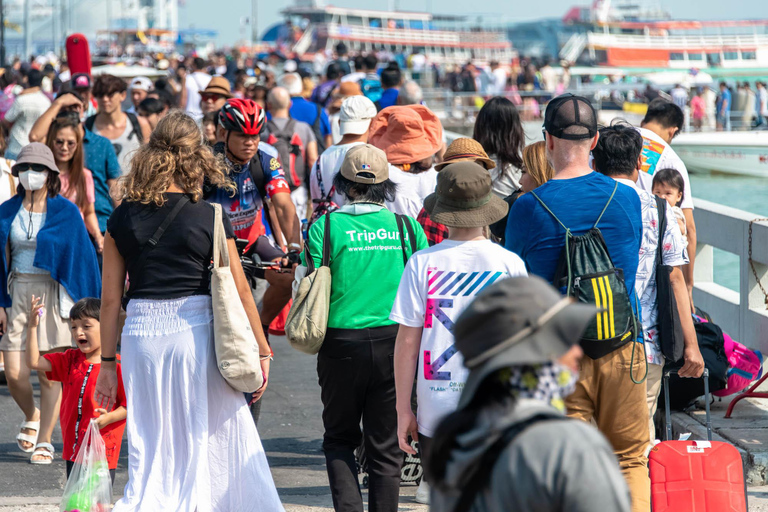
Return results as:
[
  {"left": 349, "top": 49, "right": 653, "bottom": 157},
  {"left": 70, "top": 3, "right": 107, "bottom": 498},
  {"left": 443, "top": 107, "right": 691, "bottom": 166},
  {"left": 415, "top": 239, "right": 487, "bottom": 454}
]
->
[
  {"left": 558, "top": 0, "right": 768, "bottom": 70},
  {"left": 270, "top": 0, "right": 515, "bottom": 65},
  {"left": 672, "top": 131, "right": 768, "bottom": 177}
]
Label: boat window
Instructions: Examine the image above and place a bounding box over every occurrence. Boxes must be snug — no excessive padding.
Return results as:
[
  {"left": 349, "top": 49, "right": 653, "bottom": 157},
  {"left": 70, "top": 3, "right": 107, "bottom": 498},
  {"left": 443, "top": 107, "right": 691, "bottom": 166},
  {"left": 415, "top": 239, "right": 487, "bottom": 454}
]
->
[
  {"left": 707, "top": 52, "right": 721, "bottom": 65},
  {"left": 346, "top": 16, "right": 363, "bottom": 26},
  {"left": 369, "top": 18, "right": 382, "bottom": 28},
  {"left": 670, "top": 52, "right": 685, "bottom": 61},
  {"left": 688, "top": 53, "right": 704, "bottom": 61},
  {"left": 742, "top": 51, "right": 757, "bottom": 60},
  {"left": 723, "top": 51, "right": 739, "bottom": 61}
]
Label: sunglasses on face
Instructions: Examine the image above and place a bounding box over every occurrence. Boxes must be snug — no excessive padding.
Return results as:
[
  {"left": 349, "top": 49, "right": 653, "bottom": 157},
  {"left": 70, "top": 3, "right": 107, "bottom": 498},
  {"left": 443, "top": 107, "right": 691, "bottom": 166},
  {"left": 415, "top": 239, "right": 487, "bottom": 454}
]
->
[
  {"left": 19, "top": 164, "right": 50, "bottom": 173},
  {"left": 201, "top": 93, "right": 224, "bottom": 102},
  {"left": 54, "top": 139, "right": 77, "bottom": 149}
]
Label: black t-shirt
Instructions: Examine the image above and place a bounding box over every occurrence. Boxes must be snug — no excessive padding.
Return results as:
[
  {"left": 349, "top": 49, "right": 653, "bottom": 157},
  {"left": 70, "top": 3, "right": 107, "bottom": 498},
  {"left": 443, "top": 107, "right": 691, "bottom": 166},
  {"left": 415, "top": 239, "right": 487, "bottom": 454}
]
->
[{"left": 107, "top": 193, "right": 235, "bottom": 301}]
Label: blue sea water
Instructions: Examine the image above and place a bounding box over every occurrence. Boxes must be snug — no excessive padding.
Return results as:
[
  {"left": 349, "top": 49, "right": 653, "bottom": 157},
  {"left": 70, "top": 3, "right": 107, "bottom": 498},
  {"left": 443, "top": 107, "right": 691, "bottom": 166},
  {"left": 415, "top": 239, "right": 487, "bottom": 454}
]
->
[{"left": 689, "top": 173, "right": 768, "bottom": 293}]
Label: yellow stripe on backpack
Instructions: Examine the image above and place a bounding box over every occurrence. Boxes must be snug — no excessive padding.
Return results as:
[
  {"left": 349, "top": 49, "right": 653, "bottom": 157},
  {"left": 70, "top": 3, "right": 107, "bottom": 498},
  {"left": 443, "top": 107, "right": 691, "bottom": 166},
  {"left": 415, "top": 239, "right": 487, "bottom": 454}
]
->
[
  {"left": 597, "top": 276, "right": 610, "bottom": 339},
  {"left": 603, "top": 275, "right": 615, "bottom": 338},
  {"left": 592, "top": 278, "right": 603, "bottom": 340}
]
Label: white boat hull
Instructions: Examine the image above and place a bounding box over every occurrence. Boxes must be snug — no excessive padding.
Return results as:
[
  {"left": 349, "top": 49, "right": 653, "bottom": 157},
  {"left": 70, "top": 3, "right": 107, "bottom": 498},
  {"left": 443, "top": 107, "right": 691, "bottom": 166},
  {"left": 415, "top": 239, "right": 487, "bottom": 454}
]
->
[{"left": 672, "top": 132, "right": 768, "bottom": 177}]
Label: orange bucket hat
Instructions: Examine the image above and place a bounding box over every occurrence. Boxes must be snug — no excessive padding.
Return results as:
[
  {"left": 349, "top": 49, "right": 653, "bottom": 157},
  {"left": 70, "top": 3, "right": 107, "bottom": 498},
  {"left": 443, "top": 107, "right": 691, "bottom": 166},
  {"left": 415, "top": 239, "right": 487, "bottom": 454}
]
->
[{"left": 368, "top": 105, "right": 443, "bottom": 165}]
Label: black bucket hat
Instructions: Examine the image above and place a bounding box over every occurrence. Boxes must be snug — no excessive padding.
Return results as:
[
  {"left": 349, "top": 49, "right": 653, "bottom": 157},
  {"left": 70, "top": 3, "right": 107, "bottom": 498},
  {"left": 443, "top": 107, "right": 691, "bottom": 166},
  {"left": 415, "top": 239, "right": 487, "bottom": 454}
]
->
[{"left": 454, "top": 276, "right": 596, "bottom": 409}]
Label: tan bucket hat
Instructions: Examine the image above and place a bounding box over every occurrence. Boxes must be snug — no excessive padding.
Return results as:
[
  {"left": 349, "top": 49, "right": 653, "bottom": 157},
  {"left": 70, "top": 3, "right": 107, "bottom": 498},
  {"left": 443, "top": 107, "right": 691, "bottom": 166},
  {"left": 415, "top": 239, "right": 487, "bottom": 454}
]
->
[
  {"left": 434, "top": 137, "right": 496, "bottom": 171},
  {"left": 423, "top": 161, "right": 509, "bottom": 228},
  {"left": 202, "top": 76, "right": 234, "bottom": 99},
  {"left": 12, "top": 143, "right": 59, "bottom": 176}
]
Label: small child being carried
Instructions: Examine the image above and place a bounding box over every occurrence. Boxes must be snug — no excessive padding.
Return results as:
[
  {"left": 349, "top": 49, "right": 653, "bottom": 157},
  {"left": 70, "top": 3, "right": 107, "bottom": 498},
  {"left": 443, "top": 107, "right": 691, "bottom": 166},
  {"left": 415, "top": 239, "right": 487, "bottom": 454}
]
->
[
  {"left": 652, "top": 168, "right": 688, "bottom": 245},
  {"left": 26, "top": 296, "right": 126, "bottom": 483}
]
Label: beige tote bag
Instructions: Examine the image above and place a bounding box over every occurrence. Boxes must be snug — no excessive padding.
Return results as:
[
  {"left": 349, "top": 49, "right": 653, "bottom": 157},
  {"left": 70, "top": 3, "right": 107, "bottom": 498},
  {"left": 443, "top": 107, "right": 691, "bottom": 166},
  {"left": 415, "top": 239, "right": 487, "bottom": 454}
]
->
[
  {"left": 211, "top": 204, "right": 264, "bottom": 392},
  {"left": 286, "top": 213, "right": 332, "bottom": 355}
]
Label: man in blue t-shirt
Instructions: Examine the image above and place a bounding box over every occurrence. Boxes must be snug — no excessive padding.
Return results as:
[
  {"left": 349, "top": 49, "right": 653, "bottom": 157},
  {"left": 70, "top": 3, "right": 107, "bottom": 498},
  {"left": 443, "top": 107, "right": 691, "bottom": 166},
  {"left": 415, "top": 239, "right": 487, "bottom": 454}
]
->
[
  {"left": 505, "top": 94, "right": 648, "bottom": 512},
  {"left": 277, "top": 72, "right": 332, "bottom": 152}
]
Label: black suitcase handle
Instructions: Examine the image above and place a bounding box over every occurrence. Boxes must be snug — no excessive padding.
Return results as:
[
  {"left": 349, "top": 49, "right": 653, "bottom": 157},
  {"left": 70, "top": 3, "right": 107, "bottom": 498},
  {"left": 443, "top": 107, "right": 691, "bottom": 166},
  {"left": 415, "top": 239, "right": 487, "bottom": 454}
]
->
[{"left": 663, "top": 368, "right": 712, "bottom": 442}]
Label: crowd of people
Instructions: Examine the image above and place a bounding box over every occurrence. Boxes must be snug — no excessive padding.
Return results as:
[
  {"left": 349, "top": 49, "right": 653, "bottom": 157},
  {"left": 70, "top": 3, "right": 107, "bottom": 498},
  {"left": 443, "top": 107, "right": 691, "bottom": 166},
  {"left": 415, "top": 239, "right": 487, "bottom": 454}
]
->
[{"left": 0, "top": 48, "right": 710, "bottom": 512}]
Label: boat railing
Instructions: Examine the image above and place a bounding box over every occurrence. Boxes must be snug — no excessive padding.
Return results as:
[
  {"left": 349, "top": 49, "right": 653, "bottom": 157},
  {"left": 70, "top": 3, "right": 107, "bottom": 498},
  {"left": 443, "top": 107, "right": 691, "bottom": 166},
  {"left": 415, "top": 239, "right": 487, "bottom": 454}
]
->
[
  {"left": 587, "top": 31, "right": 768, "bottom": 50},
  {"left": 325, "top": 23, "right": 509, "bottom": 47},
  {"left": 692, "top": 199, "right": 768, "bottom": 350}
]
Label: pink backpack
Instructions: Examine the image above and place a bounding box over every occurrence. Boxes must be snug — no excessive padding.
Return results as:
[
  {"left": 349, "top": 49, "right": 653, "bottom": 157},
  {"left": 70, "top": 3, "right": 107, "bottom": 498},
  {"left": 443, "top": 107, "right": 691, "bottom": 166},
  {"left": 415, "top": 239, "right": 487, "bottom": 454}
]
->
[{"left": 713, "top": 332, "right": 763, "bottom": 397}]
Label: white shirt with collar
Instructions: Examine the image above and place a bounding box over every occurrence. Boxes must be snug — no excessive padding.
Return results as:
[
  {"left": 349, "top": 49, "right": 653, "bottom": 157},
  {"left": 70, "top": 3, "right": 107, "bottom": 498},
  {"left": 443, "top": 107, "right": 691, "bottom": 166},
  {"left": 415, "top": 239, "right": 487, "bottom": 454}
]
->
[{"left": 615, "top": 177, "right": 688, "bottom": 365}]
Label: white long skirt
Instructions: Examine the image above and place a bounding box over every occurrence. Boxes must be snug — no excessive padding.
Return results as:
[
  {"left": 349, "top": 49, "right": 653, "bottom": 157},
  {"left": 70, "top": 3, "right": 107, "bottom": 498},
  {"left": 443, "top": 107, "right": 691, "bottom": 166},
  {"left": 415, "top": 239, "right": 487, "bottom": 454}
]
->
[{"left": 113, "top": 296, "right": 284, "bottom": 512}]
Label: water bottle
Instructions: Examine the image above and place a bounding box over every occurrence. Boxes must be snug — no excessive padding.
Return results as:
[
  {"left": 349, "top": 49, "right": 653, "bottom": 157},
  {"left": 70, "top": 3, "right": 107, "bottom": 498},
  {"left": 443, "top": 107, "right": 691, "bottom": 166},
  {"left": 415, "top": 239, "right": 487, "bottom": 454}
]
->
[{"left": 301, "top": 219, "right": 309, "bottom": 242}]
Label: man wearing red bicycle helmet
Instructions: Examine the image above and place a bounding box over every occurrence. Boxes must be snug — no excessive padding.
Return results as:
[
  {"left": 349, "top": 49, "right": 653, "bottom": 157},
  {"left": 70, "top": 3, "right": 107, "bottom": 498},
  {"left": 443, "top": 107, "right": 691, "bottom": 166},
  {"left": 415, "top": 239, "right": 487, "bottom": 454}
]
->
[
  {"left": 205, "top": 99, "right": 300, "bottom": 351},
  {"left": 207, "top": 98, "right": 300, "bottom": 251}
]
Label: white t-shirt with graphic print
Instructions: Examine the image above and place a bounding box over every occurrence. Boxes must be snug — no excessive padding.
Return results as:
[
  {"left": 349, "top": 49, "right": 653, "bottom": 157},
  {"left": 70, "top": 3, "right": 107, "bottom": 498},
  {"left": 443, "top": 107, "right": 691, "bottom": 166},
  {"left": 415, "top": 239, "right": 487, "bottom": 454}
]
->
[
  {"left": 390, "top": 239, "right": 527, "bottom": 437},
  {"left": 616, "top": 178, "right": 688, "bottom": 366},
  {"left": 635, "top": 127, "right": 694, "bottom": 210}
]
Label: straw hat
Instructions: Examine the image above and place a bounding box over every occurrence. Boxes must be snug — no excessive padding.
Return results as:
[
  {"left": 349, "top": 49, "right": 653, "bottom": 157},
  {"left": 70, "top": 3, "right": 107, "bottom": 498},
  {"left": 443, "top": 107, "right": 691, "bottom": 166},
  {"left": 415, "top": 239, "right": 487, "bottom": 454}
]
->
[
  {"left": 368, "top": 105, "right": 443, "bottom": 165},
  {"left": 434, "top": 137, "right": 496, "bottom": 171}
]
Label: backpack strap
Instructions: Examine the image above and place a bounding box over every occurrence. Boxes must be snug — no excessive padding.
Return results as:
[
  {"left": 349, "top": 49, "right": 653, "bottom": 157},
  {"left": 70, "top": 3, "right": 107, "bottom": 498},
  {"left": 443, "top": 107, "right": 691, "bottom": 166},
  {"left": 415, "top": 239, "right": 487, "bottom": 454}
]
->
[
  {"left": 452, "top": 412, "right": 564, "bottom": 512},
  {"left": 593, "top": 181, "right": 619, "bottom": 229},
  {"left": 125, "top": 112, "right": 144, "bottom": 143},
  {"left": 248, "top": 151, "right": 275, "bottom": 237},
  {"left": 315, "top": 160, "right": 335, "bottom": 203},
  {"left": 530, "top": 190, "right": 574, "bottom": 294},
  {"left": 529, "top": 190, "right": 569, "bottom": 232},
  {"left": 654, "top": 195, "right": 667, "bottom": 267},
  {"left": 84, "top": 114, "right": 96, "bottom": 132},
  {"left": 394, "top": 214, "right": 417, "bottom": 266}
]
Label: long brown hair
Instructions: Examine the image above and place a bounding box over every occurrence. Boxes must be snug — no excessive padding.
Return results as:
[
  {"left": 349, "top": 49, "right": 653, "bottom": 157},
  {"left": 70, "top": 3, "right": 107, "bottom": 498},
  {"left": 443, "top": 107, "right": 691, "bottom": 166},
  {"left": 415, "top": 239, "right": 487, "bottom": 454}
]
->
[
  {"left": 522, "top": 141, "right": 554, "bottom": 190},
  {"left": 46, "top": 118, "right": 87, "bottom": 210},
  {"left": 118, "top": 110, "right": 234, "bottom": 206}
]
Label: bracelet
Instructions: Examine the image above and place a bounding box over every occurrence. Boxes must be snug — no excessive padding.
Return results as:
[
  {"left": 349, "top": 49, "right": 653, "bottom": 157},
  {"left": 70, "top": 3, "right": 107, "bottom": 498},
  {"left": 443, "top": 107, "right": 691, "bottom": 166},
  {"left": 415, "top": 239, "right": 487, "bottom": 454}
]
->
[
  {"left": 101, "top": 356, "right": 116, "bottom": 362},
  {"left": 287, "top": 243, "right": 302, "bottom": 252},
  {"left": 259, "top": 354, "right": 273, "bottom": 361}
]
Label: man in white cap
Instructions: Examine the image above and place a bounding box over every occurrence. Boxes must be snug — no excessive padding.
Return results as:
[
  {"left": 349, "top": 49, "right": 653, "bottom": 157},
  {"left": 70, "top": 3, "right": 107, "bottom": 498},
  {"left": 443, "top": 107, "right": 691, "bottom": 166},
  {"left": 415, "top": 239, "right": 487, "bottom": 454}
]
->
[
  {"left": 309, "top": 95, "right": 377, "bottom": 210},
  {"left": 128, "top": 76, "right": 154, "bottom": 114}
]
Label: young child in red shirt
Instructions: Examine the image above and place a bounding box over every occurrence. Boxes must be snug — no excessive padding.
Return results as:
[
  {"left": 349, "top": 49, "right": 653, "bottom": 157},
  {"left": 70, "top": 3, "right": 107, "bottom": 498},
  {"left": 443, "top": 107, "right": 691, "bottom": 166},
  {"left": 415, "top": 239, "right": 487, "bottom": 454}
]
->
[{"left": 26, "top": 296, "right": 127, "bottom": 482}]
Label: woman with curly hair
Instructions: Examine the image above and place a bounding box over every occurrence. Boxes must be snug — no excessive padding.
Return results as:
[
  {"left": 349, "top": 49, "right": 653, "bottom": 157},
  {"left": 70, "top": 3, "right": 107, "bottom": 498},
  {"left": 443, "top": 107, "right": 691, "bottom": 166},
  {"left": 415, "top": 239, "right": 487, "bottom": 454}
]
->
[{"left": 94, "top": 110, "right": 283, "bottom": 511}]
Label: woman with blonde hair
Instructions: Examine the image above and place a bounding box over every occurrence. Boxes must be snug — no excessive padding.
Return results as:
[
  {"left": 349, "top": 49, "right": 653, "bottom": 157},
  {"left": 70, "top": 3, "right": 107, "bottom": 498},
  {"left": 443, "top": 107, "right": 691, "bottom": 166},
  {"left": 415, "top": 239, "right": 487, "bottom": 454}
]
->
[
  {"left": 94, "top": 110, "right": 283, "bottom": 511},
  {"left": 520, "top": 141, "right": 555, "bottom": 192}
]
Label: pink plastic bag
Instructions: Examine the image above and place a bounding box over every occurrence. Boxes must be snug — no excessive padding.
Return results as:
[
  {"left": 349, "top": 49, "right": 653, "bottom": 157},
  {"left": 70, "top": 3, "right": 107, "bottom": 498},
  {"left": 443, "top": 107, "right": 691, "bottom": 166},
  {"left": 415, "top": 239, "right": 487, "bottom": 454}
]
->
[{"left": 713, "top": 332, "right": 764, "bottom": 397}]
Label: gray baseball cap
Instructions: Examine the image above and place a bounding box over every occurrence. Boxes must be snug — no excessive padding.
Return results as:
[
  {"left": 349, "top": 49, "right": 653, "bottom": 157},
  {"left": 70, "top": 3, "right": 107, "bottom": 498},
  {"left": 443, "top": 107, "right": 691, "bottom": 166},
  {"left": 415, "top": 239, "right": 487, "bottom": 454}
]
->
[
  {"left": 12, "top": 142, "right": 59, "bottom": 176},
  {"left": 454, "top": 276, "right": 596, "bottom": 409}
]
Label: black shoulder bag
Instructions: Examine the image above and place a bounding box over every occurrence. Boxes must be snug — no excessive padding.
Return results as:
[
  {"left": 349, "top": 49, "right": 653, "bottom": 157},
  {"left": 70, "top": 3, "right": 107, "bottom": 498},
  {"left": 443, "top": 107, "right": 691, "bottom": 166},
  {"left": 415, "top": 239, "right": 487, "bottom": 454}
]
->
[
  {"left": 654, "top": 196, "right": 685, "bottom": 363},
  {"left": 122, "top": 196, "right": 189, "bottom": 308}
]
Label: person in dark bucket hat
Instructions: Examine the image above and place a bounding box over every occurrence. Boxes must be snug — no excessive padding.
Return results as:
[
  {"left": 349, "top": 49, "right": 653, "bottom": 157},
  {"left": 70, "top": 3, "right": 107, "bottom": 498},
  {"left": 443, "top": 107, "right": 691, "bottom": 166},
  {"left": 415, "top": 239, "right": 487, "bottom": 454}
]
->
[
  {"left": 423, "top": 161, "right": 509, "bottom": 228},
  {"left": 390, "top": 161, "right": 528, "bottom": 504},
  {"left": 425, "top": 276, "right": 631, "bottom": 512}
]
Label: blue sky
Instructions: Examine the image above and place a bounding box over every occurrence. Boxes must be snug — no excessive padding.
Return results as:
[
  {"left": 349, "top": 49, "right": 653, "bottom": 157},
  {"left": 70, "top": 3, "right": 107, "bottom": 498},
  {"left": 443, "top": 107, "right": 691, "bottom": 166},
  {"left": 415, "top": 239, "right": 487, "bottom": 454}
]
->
[{"left": 180, "top": 0, "right": 764, "bottom": 46}]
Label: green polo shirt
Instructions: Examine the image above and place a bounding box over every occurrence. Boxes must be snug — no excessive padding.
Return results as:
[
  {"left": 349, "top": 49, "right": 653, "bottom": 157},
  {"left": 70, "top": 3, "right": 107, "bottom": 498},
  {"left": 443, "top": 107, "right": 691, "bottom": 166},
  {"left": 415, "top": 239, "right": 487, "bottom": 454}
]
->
[{"left": 302, "top": 203, "right": 428, "bottom": 329}]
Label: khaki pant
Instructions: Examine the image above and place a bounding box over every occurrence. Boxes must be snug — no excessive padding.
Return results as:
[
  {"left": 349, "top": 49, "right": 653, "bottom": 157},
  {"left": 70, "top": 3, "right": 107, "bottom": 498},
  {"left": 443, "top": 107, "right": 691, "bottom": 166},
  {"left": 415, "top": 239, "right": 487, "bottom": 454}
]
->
[
  {"left": 566, "top": 341, "right": 650, "bottom": 512},
  {"left": 646, "top": 363, "right": 665, "bottom": 443}
]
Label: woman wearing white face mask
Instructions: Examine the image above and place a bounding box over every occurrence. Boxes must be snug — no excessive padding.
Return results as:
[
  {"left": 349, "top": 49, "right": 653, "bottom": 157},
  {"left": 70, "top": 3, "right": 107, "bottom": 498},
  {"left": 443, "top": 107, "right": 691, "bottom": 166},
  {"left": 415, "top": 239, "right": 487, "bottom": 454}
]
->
[{"left": 0, "top": 142, "right": 101, "bottom": 465}]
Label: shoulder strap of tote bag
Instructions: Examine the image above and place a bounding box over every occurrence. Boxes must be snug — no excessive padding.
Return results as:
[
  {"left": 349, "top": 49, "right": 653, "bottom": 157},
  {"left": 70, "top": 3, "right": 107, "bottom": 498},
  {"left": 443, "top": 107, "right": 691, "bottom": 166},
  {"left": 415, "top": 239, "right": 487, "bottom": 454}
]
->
[
  {"left": 304, "top": 212, "right": 332, "bottom": 273},
  {"left": 129, "top": 195, "right": 189, "bottom": 294},
  {"left": 212, "top": 203, "right": 230, "bottom": 269},
  {"left": 395, "top": 214, "right": 417, "bottom": 266}
]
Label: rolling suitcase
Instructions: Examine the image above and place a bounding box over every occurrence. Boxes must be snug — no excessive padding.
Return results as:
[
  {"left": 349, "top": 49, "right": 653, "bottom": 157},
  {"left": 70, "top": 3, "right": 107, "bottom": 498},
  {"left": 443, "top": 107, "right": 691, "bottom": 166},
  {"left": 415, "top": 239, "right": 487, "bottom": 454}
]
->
[
  {"left": 66, "top": 34, "right": 92, "bottom": 75},
  {"left": 649, "top": 368, "right": 747, "bottom": 511}
]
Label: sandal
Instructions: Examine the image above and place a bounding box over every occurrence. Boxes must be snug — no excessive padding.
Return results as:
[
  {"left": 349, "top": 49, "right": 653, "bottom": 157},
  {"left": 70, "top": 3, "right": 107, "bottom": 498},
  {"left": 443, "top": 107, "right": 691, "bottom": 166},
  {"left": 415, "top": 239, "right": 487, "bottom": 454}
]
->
[
  {"left": 30, "top": 442, "right": 55, "bottom": 465},
  {"left": 16, "top": 418, "right": 40, "bottom": 453}
]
